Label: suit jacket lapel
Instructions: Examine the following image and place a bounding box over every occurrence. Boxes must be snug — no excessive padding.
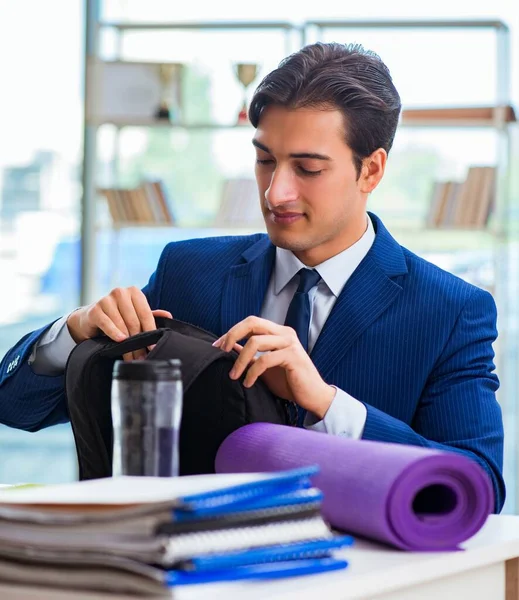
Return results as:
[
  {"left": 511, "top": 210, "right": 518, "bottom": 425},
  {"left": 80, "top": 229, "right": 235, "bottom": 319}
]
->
[
  {"left": 311, "top": 214, "right": 408, "bottom": 380},
  {"left": 219, "top": 215, "right": 408, "bottom": 379},
  {"left": 220, "top": 236, "right": 276, "bottom": 333}
]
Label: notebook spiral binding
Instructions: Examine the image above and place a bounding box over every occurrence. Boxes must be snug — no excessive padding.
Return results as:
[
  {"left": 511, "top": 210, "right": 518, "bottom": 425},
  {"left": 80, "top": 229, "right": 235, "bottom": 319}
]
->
[
  {"left": 162, "top": 516, "right": 332, "bottom": 564},
  {"left": 183, "top": 536, "right": 355, "bottom": 571}
]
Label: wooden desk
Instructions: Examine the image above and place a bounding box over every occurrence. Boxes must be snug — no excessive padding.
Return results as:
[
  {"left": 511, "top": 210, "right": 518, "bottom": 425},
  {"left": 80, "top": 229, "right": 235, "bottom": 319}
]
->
[{"left": 0, "top": 514, "right": 518, "bottom": 599}]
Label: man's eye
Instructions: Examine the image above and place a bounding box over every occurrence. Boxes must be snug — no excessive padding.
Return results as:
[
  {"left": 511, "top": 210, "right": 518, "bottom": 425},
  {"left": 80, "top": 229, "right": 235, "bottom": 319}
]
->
[
  {"left": 256, "top": 159, "right": 274, "bottom": 165},
  {"left": 298, "top": 166, "right": 322, "bottom": 176}
]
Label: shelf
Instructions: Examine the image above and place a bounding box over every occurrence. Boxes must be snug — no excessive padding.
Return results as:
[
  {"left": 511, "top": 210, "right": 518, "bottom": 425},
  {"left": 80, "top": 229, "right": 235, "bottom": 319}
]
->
[
  {"left": 99, "top": 19, "right": 509, "bottom": 32},
  {"left": 89, "top": 106, "right": 516, "bottom": 130},
  {"left": 307, "top": 19, "right": 509, "bottom": 31},
  {"left": 97, "top": 222, "right": 264, "bottom": 232},
  {"left": 99, "top": 21, "right": 295, "bottom": 31},
  {"left": 401, "top": 105, "right": 516, "bottom": 127},
  {"left": 107, "top": 222, "right": 174, "bottom": 229},
  {"left": 88, "top": 118, "right": 251, "bottom": 129}
]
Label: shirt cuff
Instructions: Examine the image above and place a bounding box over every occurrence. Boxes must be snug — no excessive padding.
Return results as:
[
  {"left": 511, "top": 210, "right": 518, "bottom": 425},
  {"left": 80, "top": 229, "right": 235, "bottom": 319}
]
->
[
  {"left": 29, "top": 312, "right": 78, "bottom": 375},
  {"left": 304, "top": 386, "right": 367, "bottom": 439}
]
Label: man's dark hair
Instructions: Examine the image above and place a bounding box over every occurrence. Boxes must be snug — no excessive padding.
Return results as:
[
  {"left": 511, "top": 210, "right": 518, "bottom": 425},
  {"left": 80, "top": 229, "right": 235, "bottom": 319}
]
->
[{"left": 249, "top": 42, "right": 401, "bottom": 177}]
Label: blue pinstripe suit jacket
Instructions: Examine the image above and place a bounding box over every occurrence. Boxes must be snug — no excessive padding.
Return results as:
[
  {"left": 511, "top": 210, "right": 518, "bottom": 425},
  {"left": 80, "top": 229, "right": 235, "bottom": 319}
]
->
[{"left": 0, "top": 213, "right": 505, "bottom": 510}]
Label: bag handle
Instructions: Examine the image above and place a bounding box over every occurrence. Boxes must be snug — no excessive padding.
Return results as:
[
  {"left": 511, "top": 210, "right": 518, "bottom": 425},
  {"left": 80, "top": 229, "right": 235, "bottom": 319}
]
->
[{"left": 100, "top": 321, "right": 170, "bottom": 359}]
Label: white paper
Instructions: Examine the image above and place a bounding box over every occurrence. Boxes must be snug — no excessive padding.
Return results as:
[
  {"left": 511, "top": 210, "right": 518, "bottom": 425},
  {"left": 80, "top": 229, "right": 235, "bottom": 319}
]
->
[{"left": 0, "top": 473, "right": 269, "bottom": 506}]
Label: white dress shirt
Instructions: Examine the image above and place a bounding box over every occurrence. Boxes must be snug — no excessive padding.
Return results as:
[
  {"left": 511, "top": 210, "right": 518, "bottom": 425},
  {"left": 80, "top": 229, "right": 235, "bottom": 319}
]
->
[
  {"left": 31, "top": 215, "right": 376, "bottom": 437},
  {"left": 260, "top": 215, "right": 375, "bottom": 437}
]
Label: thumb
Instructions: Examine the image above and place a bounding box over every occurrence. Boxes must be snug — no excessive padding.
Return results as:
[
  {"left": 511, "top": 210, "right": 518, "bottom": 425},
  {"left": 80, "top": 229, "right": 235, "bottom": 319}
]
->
[
  {"left": 148, "top": 309, "right": 173, "bottom": 352},
  {"left": 152, "top": 309, "right": 173, "bottom": 319}
]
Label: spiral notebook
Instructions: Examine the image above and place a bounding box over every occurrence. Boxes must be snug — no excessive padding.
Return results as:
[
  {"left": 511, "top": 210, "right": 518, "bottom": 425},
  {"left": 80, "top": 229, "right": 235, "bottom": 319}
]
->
[
  {"left": 0, "top": 514, "right": 333, "bottom": 565},
  {"left": 0, "top": 467, "right": 318, "bottom": 531},
  {"left": 0, "top": 536, "right": 353, "bottom": 595},
  {"left": 0, "top": 466, "right": 354, "bottom": 593}
]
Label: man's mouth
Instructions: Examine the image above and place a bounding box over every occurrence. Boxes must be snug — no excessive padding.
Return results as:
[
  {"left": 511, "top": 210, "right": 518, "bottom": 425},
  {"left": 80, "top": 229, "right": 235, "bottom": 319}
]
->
[{"left": 269, "top": 211, "right": 304, "bottom": 225}]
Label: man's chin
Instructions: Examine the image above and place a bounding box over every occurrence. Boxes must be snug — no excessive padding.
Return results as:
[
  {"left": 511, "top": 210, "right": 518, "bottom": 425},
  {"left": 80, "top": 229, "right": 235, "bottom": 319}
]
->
[{"left": 266, "top": 229, "right": 312, "bottom": 253}]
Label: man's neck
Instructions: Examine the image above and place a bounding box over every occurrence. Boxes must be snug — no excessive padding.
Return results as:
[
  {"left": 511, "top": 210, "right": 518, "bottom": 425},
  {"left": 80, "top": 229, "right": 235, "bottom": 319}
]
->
[{"left": 293, "top": 215, "right": 370, "bottom": 267}]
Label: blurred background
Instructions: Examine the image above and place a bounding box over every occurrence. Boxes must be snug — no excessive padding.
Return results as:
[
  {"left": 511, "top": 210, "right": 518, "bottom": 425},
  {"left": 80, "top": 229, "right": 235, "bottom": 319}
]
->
[{"left": 0, "top": 1, "right": 518, "bottom": 509}]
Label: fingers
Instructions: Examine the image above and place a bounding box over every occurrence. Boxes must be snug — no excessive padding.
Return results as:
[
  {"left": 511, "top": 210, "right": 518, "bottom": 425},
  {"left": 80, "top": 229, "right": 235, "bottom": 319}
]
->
[
  {"left": 214, "top": 317, "right": 300, "bottom": 385},
  {"left": 131, "top": 291, "right": 159, "bottom": 333},
  {"left": 87, "top": 306, "right": 127, "bottom": 342},
  {"left": 214, "top": 316, "right": 292, "bottom": 352},
  {"left": 84, "top": 287, "right": 172, "bottom": 362},
  {"left": 96, "top": 297, "right": 136, "bottom": 361},
  {"left": 229, "top": 335, "right": 290, "bottom": 380},
  {"left": 100, "top": 299, "right": 131, "bottom": 339},
  {"left": 243, "top": 348, "right": 292, "bottom": 388},
  {"left": 110, "top": 288, "right": 147, "bottom": 360}
]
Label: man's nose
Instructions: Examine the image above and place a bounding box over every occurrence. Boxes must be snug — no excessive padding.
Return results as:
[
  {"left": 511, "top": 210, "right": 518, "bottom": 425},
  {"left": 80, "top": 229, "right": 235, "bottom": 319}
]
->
[{"left": 265, "top": 167, "right": 298, "bottom": 207}]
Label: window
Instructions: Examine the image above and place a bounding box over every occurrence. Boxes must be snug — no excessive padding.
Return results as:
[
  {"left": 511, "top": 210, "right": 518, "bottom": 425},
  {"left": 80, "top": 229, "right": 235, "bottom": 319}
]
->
[{"left": 0, "top": 0, "right": 84, "bottom": 483}]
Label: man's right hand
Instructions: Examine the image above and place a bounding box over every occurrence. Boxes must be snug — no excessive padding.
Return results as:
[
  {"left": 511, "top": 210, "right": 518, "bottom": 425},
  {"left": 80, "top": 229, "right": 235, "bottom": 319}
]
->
[{"left": 66, "top": 286, "right": 172, "bottom": 360}]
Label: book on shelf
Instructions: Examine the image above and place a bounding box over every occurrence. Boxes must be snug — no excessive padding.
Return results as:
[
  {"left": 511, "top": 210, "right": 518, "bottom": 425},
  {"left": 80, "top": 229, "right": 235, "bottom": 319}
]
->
[
  {"left": 425, "top": 166, "right": 496, "bottom": 229},
  {"left": 0, "top": 467, "right": 352, "bottom": 595},
  {"left": 98, "top": 180, "right": 175, "bottom": 227}
]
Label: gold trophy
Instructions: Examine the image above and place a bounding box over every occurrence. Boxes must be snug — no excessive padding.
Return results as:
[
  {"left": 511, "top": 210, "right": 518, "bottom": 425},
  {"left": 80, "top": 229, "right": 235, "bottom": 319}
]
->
[
  {"left": 234, "top": 63, "right": 259, "bottom": 124},
  {"left": 154, "top": 63, "right": 182, "bottom": 122}
]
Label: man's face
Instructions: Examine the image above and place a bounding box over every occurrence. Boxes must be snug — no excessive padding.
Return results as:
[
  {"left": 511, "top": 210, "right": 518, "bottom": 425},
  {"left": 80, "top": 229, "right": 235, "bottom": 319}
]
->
[{"left": 253, "top": 105, "right": 381, "bottom": 266}]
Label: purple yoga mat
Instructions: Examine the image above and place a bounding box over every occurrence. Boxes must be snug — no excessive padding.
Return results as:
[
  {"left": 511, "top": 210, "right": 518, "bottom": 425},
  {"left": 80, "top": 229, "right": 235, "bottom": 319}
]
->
[{"left": 215, "top": 423, "right": 493, "bottom": 551}]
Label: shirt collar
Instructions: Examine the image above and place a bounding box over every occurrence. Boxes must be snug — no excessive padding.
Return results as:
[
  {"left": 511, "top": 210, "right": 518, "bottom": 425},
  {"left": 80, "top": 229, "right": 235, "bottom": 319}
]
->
[{"left": 273, "top": 214, "right": 376, "bottom": 297}]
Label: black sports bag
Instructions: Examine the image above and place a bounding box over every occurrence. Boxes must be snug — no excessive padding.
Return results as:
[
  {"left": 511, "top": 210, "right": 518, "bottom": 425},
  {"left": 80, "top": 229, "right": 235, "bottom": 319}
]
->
[{"left": 65, "top": 317, "right": 289, "bottom": 480}]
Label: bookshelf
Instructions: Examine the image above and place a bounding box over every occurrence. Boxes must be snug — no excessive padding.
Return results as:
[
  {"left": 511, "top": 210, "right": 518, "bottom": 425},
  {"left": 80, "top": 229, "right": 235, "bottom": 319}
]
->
[
  {"left": 82, "top": 14, "right": 515, "bottom": 310},
  {"left": 82, "top": 11, "right": 298, "bottom": 302},
  {"left": 80, "top": 13, "right": 518, "bottom": 509},
  {"left": 86, "top": 105, "right": 516, "bottom": 130},
  {"left": 82, "top": 15, "right": 514, "bottom": 271}
]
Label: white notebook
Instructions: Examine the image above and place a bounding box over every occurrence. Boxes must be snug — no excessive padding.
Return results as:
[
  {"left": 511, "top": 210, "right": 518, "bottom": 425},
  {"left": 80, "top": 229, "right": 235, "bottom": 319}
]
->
[{"left": 0, "top": 516, "right": 331, "bottom": 564}]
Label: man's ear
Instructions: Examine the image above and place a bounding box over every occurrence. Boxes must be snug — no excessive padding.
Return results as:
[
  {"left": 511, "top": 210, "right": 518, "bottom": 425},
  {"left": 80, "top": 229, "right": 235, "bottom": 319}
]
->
[{"left": 359, "top": 148, "right": 387, "bottom": 194}]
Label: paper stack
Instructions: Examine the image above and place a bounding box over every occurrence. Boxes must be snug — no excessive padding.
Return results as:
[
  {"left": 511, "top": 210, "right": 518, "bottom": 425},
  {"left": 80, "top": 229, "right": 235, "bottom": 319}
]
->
[{"left": 0, "top": 466, "right": 352, "bottom": 596}]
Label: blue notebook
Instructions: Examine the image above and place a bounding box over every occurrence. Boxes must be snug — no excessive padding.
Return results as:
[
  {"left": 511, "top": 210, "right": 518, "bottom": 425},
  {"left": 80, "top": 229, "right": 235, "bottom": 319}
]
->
[
  {"left": 177, "top": 465, "right": 319, "bottom": 512},
  {"left": 0, "top": 551, "right": 349, "bottom": 595},
  {"left": 182, "top": 536, "right": 355, "bottom": 571},
  {"left": 167, "top": 557, "right": 349, "bottom": 585},
  {"left": 171, "top": 487, "right": 324, "bottom": 522},
  {"left": 0, "top": 465, "right": 321, "bottom": 528}
]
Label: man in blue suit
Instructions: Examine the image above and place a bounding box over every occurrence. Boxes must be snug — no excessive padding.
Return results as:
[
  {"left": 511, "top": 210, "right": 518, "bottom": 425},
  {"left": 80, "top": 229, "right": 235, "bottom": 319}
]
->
[{"left": 0, "top": 43, "right": 504, "bottom": 509}]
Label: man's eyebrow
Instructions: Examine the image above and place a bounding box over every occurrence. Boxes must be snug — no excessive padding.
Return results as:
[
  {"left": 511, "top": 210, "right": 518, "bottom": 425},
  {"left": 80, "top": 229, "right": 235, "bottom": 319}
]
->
[
  {"left": 252, "top": 139, "right": 331, "bottom": 161},
  {"left": 290, "top": 151, "right": 331, "bottom": 161},
  {"left": 252, "top": 139, "right": 272, "bottom": 154}
]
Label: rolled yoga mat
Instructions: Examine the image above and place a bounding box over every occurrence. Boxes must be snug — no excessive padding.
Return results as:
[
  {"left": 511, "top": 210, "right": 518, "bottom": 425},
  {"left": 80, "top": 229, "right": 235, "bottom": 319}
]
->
[{"left": 215, "top": 423, "right": 493, "bottom": 551}]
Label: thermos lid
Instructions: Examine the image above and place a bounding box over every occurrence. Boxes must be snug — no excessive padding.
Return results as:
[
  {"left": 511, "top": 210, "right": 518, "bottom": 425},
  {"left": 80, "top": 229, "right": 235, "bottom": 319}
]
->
[{"left": 113, "top": 359, "right": 182, "bottom": 381}]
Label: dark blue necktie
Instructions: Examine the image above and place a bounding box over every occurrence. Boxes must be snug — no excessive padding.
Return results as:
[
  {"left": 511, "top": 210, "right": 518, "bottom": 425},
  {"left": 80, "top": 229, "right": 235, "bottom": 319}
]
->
[{"left": 284, "top": 268, "right": 322, "bottom": 427}]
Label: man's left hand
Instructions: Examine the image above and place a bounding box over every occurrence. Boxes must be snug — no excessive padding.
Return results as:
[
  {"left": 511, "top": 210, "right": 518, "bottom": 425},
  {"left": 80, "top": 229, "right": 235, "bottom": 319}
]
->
[{"left": 213, "top": 316, "right": 335, "bottom": 420}]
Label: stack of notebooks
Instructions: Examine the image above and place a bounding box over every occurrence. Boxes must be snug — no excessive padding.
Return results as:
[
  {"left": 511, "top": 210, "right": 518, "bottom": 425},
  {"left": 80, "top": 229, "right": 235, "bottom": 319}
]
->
[{"left": 0, "top": 466, "right": 352, "bottom": 596}]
